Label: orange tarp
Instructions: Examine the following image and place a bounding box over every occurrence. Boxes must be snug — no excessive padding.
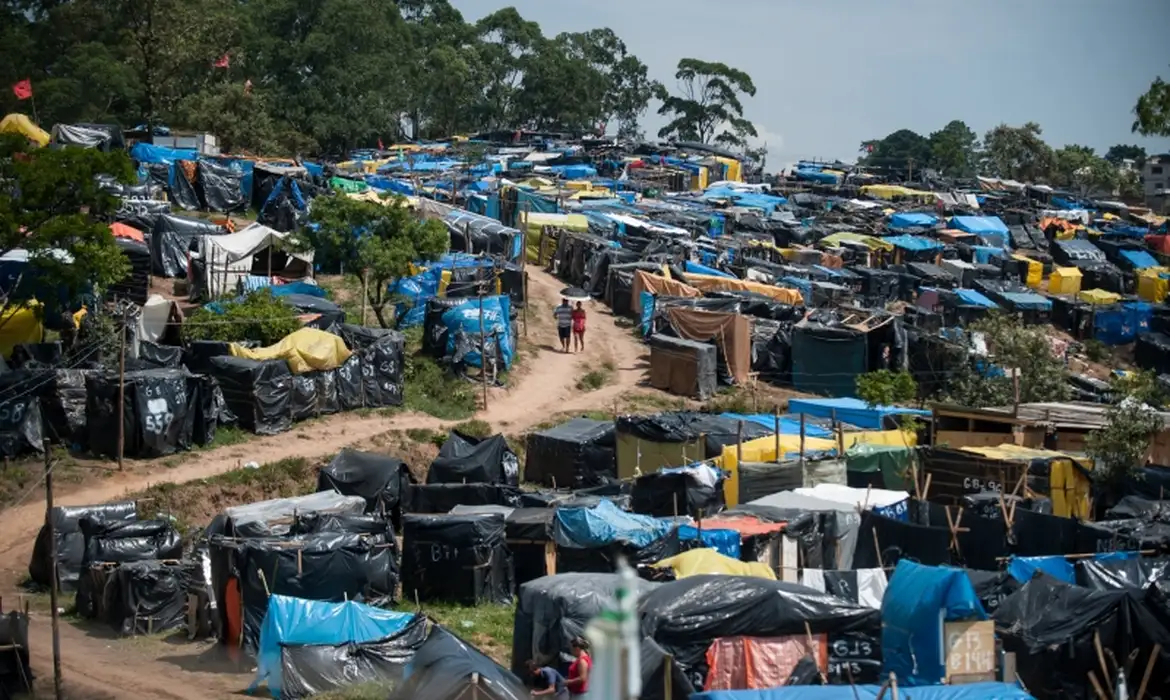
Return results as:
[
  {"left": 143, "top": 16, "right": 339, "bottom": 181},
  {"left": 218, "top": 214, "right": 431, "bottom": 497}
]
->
[
  {"left": 685, "top": 273, "right": 804, "bottom": 305},
  {"left": 704, "top": 515, "right": 787, "bottom": 538},
  {"left": 631, "top": 269, "right": 702, "bottom": 314},
  {"left": 110, "top": 222, "right": 145, "bottom": 243},
  {"left": 705, "top": 635, "right": 828, "bottom": 690},
  {"left": 663, "top": 307, "right": 751, "bottom": 385}
]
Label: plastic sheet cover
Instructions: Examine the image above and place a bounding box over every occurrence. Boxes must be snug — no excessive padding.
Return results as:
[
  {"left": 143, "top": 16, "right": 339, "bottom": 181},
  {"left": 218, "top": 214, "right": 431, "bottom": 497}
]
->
[
  {"left": 224, "top": 491, "right": 366, "bottom": 538},
  {"left": 230, "top": 328, "right": 352, "bottom": 374},
  {"left": 103, "top": 560, "right": 191, "bottom": 636},
  {"left": 631, "top": 466, "right": 726, "bottom": 519},
  {"left": 80, "top": 518, "right": 182, "bottom": 567},
  {"left": 524, "top": 417, "right": 616, "bottom": 488},
  {"left": 638, "top": 575, "right": 880, "bottom": 690},
  {"left": 553, "top": 499, "right": 671, "bottom": 549},
  {"left": 150, "top": 213, "right": 224, "bottom": 278},
  {"left": 1075, "top": 556, "right": 1170, "bottom": 590},
  {"left": 401, "top": 513, "right": 513, "bottom": 605},
  {"left": 442, "top": 294, "right": 515, "bottom": 370},
  {"left": 881, "top": 561, "right": 987, "bottom": 686},
  {"left": 616, "top": 412, "right": 773, "bottom": 459},
  {"left": 29, "top": 501, "right": 137, "bottom": 591},
  {"left": 691, "top": 682, "right": 1035, "bottom": 700},
  {"left": 280, "top": 615, "right": 429, "bottom": 699},
  {"left": 511, "top": 573, "right": 661, "bottom": 674},
  {"left": 406, "top": 483, "right": 523, "bottom": 513},
  {"left": 427, "top": 431, "right": 520, "bottom": 486},
  {"left": 656, "top": 549, "right": 775, "bottom": 580},
  {"left": 0, "top": 611, "right": 32, "bottom": 696},
  {"left": 197, "top": 160, "right": 247, "bottom": 212},
  {"left": 317, "top": 449, "right": 412, "bottom": 515},
  {"left": 389, "top": 626, "right": 528, "bottom": 700},
  {"left": 252, "top": 595, "right": 416, "bottom": 697}
]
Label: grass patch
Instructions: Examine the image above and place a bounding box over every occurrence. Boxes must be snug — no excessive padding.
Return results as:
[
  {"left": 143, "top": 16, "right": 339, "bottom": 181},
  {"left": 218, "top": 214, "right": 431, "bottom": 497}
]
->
[
  {"left": 313, "top": 682, "right": 397, "bottom": 700},
  {"left": 702, "top": 387, "right": 757, "bottom": 414},
  {"left": 421, "top": 601, "right": 516, "bottom": 665},
  {"left": 452, "top": 419, "right": 492, "bottom": 438},
  {"left": 576, "top": 368, "right": 611, "bottom": 392},
  {"left": 0, "top": 447, "right": 88, "bottom": 510},
  {"left": 405, "top": 427, "right": 444, "bottom": 446},
  {"left": 401, "top": 327, "right": 479, "bottom": 421}
]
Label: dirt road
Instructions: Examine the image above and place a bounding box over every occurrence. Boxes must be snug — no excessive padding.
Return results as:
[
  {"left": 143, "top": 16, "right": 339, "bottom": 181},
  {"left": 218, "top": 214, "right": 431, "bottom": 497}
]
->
[{"left": 0, "top": 267, "right": 649, "bottom": 699}]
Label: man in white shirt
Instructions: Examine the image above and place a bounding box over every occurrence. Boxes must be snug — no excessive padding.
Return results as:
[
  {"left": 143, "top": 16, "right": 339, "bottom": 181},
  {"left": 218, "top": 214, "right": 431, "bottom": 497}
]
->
[{"left": 553, "top": 298, "right": 573, "bottom": 353}]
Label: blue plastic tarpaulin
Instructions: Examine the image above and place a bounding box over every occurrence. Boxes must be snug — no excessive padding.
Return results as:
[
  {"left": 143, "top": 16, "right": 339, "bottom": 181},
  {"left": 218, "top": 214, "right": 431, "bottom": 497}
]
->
[
  {"left": 998, "top": 292, "right": 1052, "bottom": 311},
  {"left": 640, "top": 291, "right": 655, "bottom": 336},
  {"left": 691, "top": 682, "right": 1035, "bottom": 700},
  {"left": 884, "top": 235, "right": 944, "bottom": 252},
  {"left": 955, "top": 288, "right": 999, "bottom": 308},
  {"left": 553, "top": 499, "right": 670, "bottom": 549},
  {"left": 268, "top": 281, "right": 327, "bottom": 298},
  {"left": 1007, "top": 552, "right": 1138, "bottom": 585},
  {"left": 972, "top": 246, "right": 1005, "bottom": 265},
  {"left": 442, "top": 295, "right": 514, "bottom": 369},
  {"left": 882, "top": 561, "right": 987, "bottom": 686},
  {"left": 684, "top": 260, "right": 734, "bottom": 279},
  {"left": 950, "top": 216, "right": 1009, "bottom": 236},
  {"left": 1094, "top": 301, "right": 1152, "bottom": 345},
  {"left": 794, "top": 168, "right": 840, "bottom": 185},
  {"left": 251, "top": 595, "right": 415, "bottom": 698},
  {"left": 718, "top": 413, "right": 833, "bottom": 438},
  {"left": 129, "top": 142, "right": 198, "bottom": 164},
  {"left": 677, "top": 525, "right": 740, "bottom": 558},
  {"left": 787, "top": 397, "right": 928, "bottom": 430},
  {"left": 889, "top": 212, "right": 939, "bottom": 229},
  {"left": 1120, "top": 249, "right": 1159, "bottom": 269}
]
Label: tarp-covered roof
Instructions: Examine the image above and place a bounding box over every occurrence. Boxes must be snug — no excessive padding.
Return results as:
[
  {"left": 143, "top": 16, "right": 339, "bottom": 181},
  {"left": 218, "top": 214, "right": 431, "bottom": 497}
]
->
[
  {"left": 0, "top": 113, "right": 50, "bottom": 147},
  {"left": 788, "top": 397, "right": 928, "bottom": 430},
  {"left": 889, "top": 212, "right": 939, "bottom": 229},
  {"left": 1120, "top": 249, "right": 1159, "bottom": 269},
  {"left": 999, "top": 291, "right": 1052, "bottom": 311},
  {"left": 884, "top": 235, "right": 944, "bottom": 252},
  {"left": 950, "top": 216, "right": 1009, "bottom": 235},
  {"left": 955, "top": 288, "right": 999, "bottom": 308}
]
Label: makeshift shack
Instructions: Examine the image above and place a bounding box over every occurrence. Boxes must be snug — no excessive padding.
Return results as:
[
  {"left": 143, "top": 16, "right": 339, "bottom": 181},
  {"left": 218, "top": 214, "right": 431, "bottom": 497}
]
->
[
  {"left": 523, "top": 417, "right": 616, "bottom": 488},
  {"left": 29, "top": 501, "right": 137, "bottom": 591},
  {"left": 316, "top": 449, "right": 414, "bottom": 521},
  {"left": 400, "top": 513, "right": 514, "bottom": 605},
  {"left": 427, "top": 431, "right": 520, "bottom": 486}
]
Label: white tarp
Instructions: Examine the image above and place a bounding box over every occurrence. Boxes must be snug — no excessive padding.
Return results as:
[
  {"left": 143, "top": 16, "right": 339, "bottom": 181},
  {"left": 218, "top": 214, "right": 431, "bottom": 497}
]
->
[
  {"left": 196, "top": 223, "right": 313, "bottom": 298},
  {"left": 139, "top": 294, "right": 175, "bottom": 344},
  {"left": 224, "top": 491, "right": 366, "bottom": 537}
]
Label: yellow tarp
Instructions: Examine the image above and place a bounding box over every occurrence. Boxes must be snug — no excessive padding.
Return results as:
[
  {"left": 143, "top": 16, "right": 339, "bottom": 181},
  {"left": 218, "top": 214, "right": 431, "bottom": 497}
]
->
[
  {"left": 1048, "top": 267, "right": 1083, "bottom": 296},
  {"left": 655, "top": 549, "right": 775, "bottom": 580},
  {"left": 860, "top": 184, "right": 935, "bottom": 200},
  {"left": 1078, "top": 288, "right": 1121, "bottom": 305},
  {"left": 959, "top": 444, "right": 1092, "bottom": 519},
  {"left": 716, "top": 433, "right": 839, "bottom": 507},
  {"left": 520, "top": 211, "right": 589, "bottom": 232},
  {"left": 819, "top": 232, "right": 894, "bottom": 252},
  {"left": 1011, "top": 255, "right": 1042, "bottom": 288},
  {"left": 685, "top": 274, "right": 804, "bottom": 305},
  {"left": 843, "top": 429, "right": 918, "bottom": 450},
  {"left": 1139, "top": 268, "right": 1170, "bottom": 303},
  {"left": 715, "top": 157, "right": 742, "bottom": 182},
  {"left": 0, "top": 114, "right": 50, "bottom": 147},
  {"left": 0, "top": 304, "right": 44, "bottom": 358},
  {"left": 230, "top": 327, "right": 352, "bottom": 374}
]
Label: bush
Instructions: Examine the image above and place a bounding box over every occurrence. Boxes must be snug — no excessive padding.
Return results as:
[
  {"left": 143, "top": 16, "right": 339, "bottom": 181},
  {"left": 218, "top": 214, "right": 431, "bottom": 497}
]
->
[{"left": 181, "top": 290, "right": 301, "bottom": 346}]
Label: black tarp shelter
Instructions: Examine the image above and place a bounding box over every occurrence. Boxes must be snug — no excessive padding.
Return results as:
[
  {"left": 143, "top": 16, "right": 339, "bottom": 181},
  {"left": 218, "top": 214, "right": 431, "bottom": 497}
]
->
[{"left": 523, "top": 417, "right": 616, "bottom": 488}]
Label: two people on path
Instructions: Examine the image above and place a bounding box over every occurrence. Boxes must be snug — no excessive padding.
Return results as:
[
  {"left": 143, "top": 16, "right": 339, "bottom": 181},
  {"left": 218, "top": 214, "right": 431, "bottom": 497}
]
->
[
  {"left": 528, "top": 637, "right": 591, "bottom": 699},
  {"left": 554, "top": 298, "right": 587, "bottom": 353}
]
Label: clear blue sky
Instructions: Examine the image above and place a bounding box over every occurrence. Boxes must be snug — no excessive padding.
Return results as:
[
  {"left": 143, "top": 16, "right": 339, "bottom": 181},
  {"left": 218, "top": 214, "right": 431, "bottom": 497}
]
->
[{"left": 449, "top": 0, "right": 1170, "bottom": 167}]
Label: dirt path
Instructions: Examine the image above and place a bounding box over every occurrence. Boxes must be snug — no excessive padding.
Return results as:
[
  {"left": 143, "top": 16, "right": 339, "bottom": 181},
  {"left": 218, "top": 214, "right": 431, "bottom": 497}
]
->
[{"left": 0, "top": 267, "right": 649, "bottom": 699}]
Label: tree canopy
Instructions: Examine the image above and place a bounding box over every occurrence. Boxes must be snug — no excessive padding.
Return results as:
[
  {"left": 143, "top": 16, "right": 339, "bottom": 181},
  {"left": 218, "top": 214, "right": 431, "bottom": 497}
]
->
[
  {"left": 655, "top": 59, "right": 758, "bottom": 148},
  {"left": 1133, "top": 66, "right": 1170, "bottom": 138},
  {"left": 0, "top": 1, "right": 661, "bottom": 154}
]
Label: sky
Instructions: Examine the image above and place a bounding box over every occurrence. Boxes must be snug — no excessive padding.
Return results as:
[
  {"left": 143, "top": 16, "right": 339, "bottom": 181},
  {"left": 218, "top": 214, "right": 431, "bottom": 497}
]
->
[{"left": 448, "top": 0, "right": 1170, "bottom": 168}]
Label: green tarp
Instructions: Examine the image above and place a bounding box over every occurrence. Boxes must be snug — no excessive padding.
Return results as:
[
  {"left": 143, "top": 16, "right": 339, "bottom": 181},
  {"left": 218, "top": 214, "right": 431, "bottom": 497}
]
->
[
  {"left": 847, "top": 443, "right": 914, "bottom": 491},
  {"left": 330, "top": 177, "right": 368, "bottom": 193}
]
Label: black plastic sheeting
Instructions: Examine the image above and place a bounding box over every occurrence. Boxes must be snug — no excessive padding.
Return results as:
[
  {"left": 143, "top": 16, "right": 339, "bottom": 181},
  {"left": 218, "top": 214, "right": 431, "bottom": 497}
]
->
[
  {"left": 208, "top": 357, "right": 293, "bottom": 434},
  {"left": 652, "top": 293, "right": 806, "bottom": 323},
  {"left": 151, "top": 214, "right": 224, "bottom": 278},
  {"left": 638, "top": 575, "right": 881, "bottom": 691},
  {"left": 280, "top": 614, "right": 429, "bottom": 699},
  {"left": 0, "top": 378, "right": 45, "bottom": 457},
  {"left": 110, "top": 238, "right": 151, "bottom": 305},
  {"left": 964, "top": 569, "right": 1020, "bottom": 616},
  {"left": 993, "top": 577, "right": 1170, "bottom": 700},
  {"left": 80, "top": 518, "right": 182, "bottom": 568},
  {"left": 427, "top": 431, "right": 520, "bottom": 487},
  {"left": 29, "top": 501, "right": 138, "bottom": 591},
  {"left": 631, "top": 470, "right": 725, "bottom": 519},
  {"left": 0, "top": 611, "right": 32, "bottom": 697},
  {"left": 210, "top": 531, "right": 400, "bottom": 654},
  {"left": 406, "top": 483, "right": 524, "bottom": 513},
  {"left": 86, "top": 369, "right": 222, "bottom": 458},
  {"left": 640, "top": 636, "right": 694, "bottom": 700},
  {"left": 511, "top": 573, "right": 660, "bottom": 675},
  {"left": 523, "top": 417, "right": 616, "bottom": 488},
  {"left": 1076, "top": 557, "right": 1170, "bottom": 590},
  {"left": 317, "top": 449, "right": 414, "bottom": 520},
  {"left": 196, "top": 161, "right": 247, "bottom": 212},
  {"left": 103, "top": 561, "right": 192, "bottom": 636},
  {"left": 400, "top": 513, "right": 514, "bottom": 605},
  {"left": 615, "top": 412, "right": 773, "bottom": 459},
  {"left": 388, "top": 626, "right": 528, "bottom": 700}
]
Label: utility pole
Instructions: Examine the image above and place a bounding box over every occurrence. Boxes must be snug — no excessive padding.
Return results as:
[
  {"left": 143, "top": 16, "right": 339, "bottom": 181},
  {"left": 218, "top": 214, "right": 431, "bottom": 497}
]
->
[
  {"left": 43, "top": 439, "right": 62, "bottom": 698},
  {"left": 117, "top": 321, "right": 126, "bottom": 471}
]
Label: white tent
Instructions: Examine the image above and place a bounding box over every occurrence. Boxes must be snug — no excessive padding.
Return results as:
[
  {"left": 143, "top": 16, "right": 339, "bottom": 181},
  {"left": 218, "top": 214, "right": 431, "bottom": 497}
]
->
[{"left": 193, "top": 223, "right": 313, "bottom": 298}]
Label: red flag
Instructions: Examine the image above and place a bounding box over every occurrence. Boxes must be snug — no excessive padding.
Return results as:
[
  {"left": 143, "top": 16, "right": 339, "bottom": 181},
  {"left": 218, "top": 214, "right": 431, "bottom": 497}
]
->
[
  {"left": 377, "top": 138, "right": 384, "bottom": 150},
  {"left": 11, "top": 79, "right": 32, "bottom": 101},
  {"left": 213, "top": 53, "right": 230, "bottom": 68}
]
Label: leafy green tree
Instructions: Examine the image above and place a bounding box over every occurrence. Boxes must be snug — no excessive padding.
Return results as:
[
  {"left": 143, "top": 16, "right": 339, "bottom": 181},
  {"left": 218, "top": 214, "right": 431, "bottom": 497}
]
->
[
  {"left": 1133, "top": 67, "right": 1170, "bottom": 138},
  {"left": 945, "top": 312, "right": 1069, "bottom": 407},
  {"left": 1052, "top": 144, "right": 1118, "bottom": 196},
  {"left": 655, "top": 58, "right": 757, "bottom": 145},
  {"left": 181, "top": 289, "right": 301, "bottom": 345},
  {"left": 856, "top": 370, "right": 918, "bottom": 407},
  {"left": 980, "top": 122, "right": 1054, "bottom": 182},
  {"left": 1087, "top": 371, "right": 1166, "bottom": 488},
  {"left": 178, "top": 84, "right": 292, "bottom": 155},
  {"left": 474, "top": 7, "right": 543, "bottom": 131},
  {"left": 302, "top": 195, "right": 447, "bottom": 328},
  {"left": 1104, "top": 144, "right": 1147, "bottom": 167},
  {"left": 555, "top": 28, "right": 660, "bottom": 137},
  {"left": 927, "top": 120, "right": 979, "bottom": 177},
  {"left": 0, "top": 134, "right": 132, "bottom": 325},
  {"left": 517, "top": 37, "right": 608, "bottom": 132},
  {"left": 859, "top": 129, "right": 931, "bottom": 176}
]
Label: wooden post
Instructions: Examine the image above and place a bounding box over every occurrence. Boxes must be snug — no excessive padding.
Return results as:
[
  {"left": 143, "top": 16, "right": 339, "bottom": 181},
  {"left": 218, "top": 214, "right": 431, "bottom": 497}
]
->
[
  {"left": 664, "top": 654, "right": 672, "bottom": 699},
  {"left": 523, "top": 272, "right": 529, "bottom": 338},
  {"left": 117, "top": 322, "right": 126, "bottom": 471},
  {"left": 478, "top": 291, "right": 488, "bottom": 410},
  {"left": 44, "top": 439, "right": 63, "bottom": 698},
  {"left": 774, "top": 406, "right": 781, "bottom": 461},
  {"left": 360, "top": 268, "right": 368, "bottom": 327}
]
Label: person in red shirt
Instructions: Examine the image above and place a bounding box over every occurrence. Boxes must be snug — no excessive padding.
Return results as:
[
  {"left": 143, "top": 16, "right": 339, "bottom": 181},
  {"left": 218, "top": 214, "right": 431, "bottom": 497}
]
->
[
  {"left": 571, "top": 302, "right": 587, "bottom": 353},
  {"left": 565, "top": 637, "right": 591, "bottom": 698}
]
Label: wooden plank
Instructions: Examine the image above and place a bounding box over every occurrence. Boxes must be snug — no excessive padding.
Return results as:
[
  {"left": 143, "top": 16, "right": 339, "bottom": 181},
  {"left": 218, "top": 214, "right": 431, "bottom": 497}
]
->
[{"left": 945, "top": 620, "right": 996, "bottom": 683}]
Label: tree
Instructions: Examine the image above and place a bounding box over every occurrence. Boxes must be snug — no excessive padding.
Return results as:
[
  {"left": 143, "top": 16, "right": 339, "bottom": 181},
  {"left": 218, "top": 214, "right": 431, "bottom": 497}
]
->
[
  {"left": 1087, "top": 371, "right": 1166, "bottom": 489},
  {"left": 1052, "top": 144, "right": 1118, "bottom": 196},
  {"left": 927, "top": 120, "right": 979, "bottom": 177},
  {"left": 860, "top": 129, "right": 932, "bottom": 177},
  {"left": 302, "top": 195, "right": 447, "bottom": 328},
  {"left": 856, "top": 370, "right": 918, "bottom": 407},
  {"left": 655, "top": 58, "right": 757, "bottom": 145},
  {"left": 181, "top": 289, "right": 300, "bottom": 345},
  {"left": 553, "top": 29, "right": 659, "bottom": 137},
  {"left": 0, "top": 134, "right": 132, "bottom": 325},
  {"left": 944, "top": 312, "right": 1069, "bottom": 407},
  {"left": 1104, "top": 144, "right": 1147, "bottom": 167},
  {"left": 1133, "top": 67, "right": 1170, "bottom": 138},
  {"left": 474, "top": 7, "right": 543, "bottom": 130},
  {"left": 980, "top": 122, "right": 1054, "bottom": 182}
]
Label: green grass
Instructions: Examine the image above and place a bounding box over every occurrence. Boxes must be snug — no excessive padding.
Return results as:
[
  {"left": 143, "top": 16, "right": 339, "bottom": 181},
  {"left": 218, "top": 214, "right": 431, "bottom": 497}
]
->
[
  {"left": 312, "top": 683, "right": 397, "bottom": 700},
  {"left": 452, "top": 419, "right": 492, "bottom": 438},
  {"left": 405, "top": 427, "right": 444, "bottom": 447},
  {"left": 0, "top": 446, "right": 88, "bottom": 510},
  {"left": 401, "top": 327, "right": 480, "bottom": 421},
  {"left": 576, "top": 368, "right": 611, "bottom": 392},
  {"left": 420, "top": 601, "right": 516, "bottom": 664}
]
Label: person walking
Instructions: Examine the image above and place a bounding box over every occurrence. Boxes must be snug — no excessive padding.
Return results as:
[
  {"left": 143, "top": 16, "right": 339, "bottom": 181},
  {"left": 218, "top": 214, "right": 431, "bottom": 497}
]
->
[
  {"left": 554, "top": 298, "right": 573, "bottom": 353},
  {"left": 527, "top": 659, "right": 569, "bottom": 699},
  {"left": 571, "top": 301, "right": 587, "bottom": 353},
  {"left": 565, "top": 637, "right": 592, "bottom": 699}
]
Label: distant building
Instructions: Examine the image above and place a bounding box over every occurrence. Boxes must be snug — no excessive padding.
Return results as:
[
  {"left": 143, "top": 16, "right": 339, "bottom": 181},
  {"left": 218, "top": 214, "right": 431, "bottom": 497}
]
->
[{"left": 1143, "top": 153, "right": 1170, "bottom": 209}]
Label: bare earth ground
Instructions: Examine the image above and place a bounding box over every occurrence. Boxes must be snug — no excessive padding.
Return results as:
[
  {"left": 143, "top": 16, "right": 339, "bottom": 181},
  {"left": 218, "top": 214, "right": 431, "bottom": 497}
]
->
[{"left": 0, "top": 267, "right": 653, "bottom": 700}]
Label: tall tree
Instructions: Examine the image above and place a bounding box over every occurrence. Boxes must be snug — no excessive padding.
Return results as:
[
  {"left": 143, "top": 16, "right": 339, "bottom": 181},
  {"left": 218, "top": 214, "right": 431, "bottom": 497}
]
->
[
  {"left": 860, "top": 129, "right": 931, "bottom": 176},
  {"left": 927, "top": 120, "right": 979, "bottom": 177},
  {"left": 555, "top": 29, "right": 659, "bottom": 137},
  {"left": 1104, "top": 144, "right": 1147, "bottom": 167},
  {"left": 1052, "top": 144, "right": 1118, "bottom": 195},
  {"left": 474, "top": 7, "right": 543, "bottom": 131},
  {"left": 655, "top": 58, "right": 757, "bottom": 145},
  {"left": 980, "top": 122, "right": 1054, "bottom": 182},
  {"left": 1133, "top": 66, "right": 1170, "bottom": 138}
]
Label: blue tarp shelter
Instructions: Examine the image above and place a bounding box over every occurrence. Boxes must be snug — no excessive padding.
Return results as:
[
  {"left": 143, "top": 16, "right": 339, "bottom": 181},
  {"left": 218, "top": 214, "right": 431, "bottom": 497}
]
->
[
  {"left": 251, "top": 595, "right": 416, "bottom": 698},
  {"left": 955, "top": 288, "right": 999, "bottom": 308},
  {"left": 950, "top": 216, "right": 1009, "bottom": 236},
  {"left": 553, "top": 499, "right": 671, "bottom": 549},
  {"left": 787, "top": 397, "right": 928, "bottom": 430},
  {"left": 885, "top": 235, "right": 944, "bottom": 253},
  {"left": 998, "top": 291, "right": 1051, "bottom": 311},
  {"left": 547, "top": 164, "right": 597, "bottom": 179},
  {"left": 972, "top": 246, "right": 1006, "bottom": 265},
  {"left": 889, "top": 212, "right": 939, "bottom": 229},
  {"left": 684, "top": 260, "right": 735, "bottom": 278},
  {"left": 1094, "top": 301, "right": 1152, "bottom": 345},
  {"left": 718, "top": 413, "right": 834, "bottom": 438},
  {"left": 1120, "top": 249, "right": 1159, "bottom": 270},
  {"left": 677, "top": 524, "right": 740, "bottom": 558},
  {"left": 794, "top": 168, "right": 840, "bottom": 185},
  {"left": 1007, "top": 552, "right": 1138, "bottom": 584},
  {"left": 692, "top": 682, "right": 1035, "bottom": 700},
  {"left": 882, "top": 561, "right": 987, "bottom": 686},
  {"left": 442, "top": 295, "right": 514, "bottom": 369}
]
